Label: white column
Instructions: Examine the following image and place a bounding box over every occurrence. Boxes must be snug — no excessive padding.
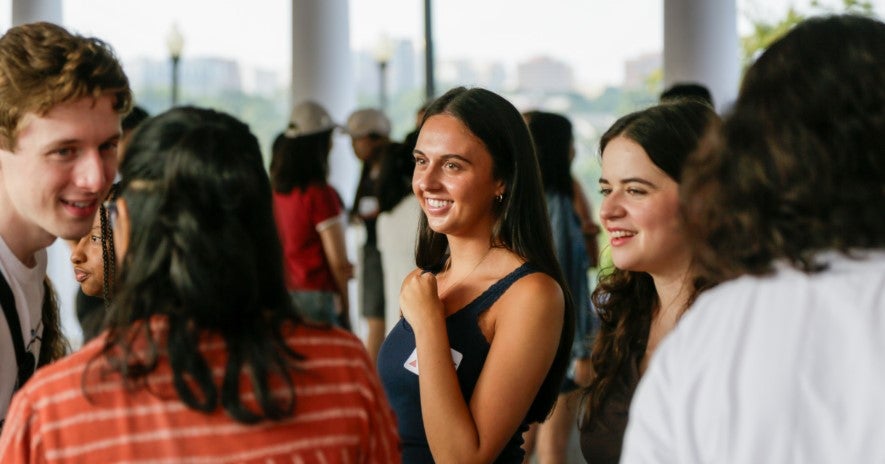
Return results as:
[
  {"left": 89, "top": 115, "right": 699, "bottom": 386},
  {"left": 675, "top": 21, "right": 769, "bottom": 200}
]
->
[
  {"left": 291, "top": 0, "right": 357, "bottom": 199},
  {"left": 663, "top": 0, "right": 740, "bottom": 112},
  {"left": 12, "top": 0, "right": 61, "bottom": 25}
]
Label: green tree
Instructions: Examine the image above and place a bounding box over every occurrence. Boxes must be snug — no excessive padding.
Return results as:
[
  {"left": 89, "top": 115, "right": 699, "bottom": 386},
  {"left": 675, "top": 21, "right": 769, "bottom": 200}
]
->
[{"left": 742, "top": 0, "right": 874, "bottom": 69}]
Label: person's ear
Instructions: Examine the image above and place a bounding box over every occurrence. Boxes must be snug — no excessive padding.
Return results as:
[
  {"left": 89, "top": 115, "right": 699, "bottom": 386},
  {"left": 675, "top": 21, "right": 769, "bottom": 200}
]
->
[{"left": 495, "top": 179, "right": 505, "bottom": 198}]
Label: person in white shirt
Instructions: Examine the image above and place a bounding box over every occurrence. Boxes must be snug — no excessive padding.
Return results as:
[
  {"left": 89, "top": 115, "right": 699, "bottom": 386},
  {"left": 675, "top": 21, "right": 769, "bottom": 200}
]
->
[
  {"left": 0, "top": 22, "right": 131, "bottom": 425},
  {"left": 621, "top": 14, "right": 885, "bottom": 464}
]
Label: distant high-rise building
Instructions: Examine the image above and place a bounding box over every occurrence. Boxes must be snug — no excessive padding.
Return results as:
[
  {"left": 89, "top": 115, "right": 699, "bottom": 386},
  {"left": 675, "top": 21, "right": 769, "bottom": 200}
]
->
[
  {"left": 181, "top": 57, "right": 242, "bottom": 96},
  {"left": 250, "top": 68, "right": 282, "bottom": 97},
  {"left": 517, "top": 56, "right": 574, "bottom": 94},
  {"left": 485, "top": 63, "right": 508, "bottom": 92},
  {"left": 125, "top": 56, "right": 243, "bottom": 97},
  {"left": 623, "top": 52, "right": 662, "bottom": 89},
  {"left": 391, "top": 39, "right": 416, "bottom": 95}
]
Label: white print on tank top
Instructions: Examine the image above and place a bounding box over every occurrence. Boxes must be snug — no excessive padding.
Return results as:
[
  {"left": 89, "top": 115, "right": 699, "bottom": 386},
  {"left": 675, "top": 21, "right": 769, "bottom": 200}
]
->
[{"left": 404, "top": 347, "right": 463, "bottom": 375}]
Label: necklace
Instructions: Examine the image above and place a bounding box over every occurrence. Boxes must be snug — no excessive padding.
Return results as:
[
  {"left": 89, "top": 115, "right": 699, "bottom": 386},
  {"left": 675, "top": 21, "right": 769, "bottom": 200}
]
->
[{"left": 438, "top": 247, "right": 495, "bottom": 299}]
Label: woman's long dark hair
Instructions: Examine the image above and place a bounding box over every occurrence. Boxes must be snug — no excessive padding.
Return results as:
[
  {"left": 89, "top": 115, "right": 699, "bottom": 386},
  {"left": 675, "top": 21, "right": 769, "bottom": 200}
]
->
[
  {"left": 376, "top": 142, "right": 414, "bottom": 213},
  {"left": 93, "top": 107, "right": 302, "bottom": 424},
  {"left": 523, "top": 111, "right": 574, "bottom": 197},
  {"left": 269, "top": 130, "right": 333, "bottom": 194},
  {"left": 581, "top": 100, "right": 718, "bottom": 426},
  {"left": 416, "top": 87, "right": 575, "bottom": 423}
]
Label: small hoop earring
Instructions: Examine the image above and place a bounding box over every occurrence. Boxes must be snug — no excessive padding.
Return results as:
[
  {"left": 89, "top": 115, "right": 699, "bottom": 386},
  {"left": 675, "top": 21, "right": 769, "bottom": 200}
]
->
[{"left": 496, "top": 194, "right": 503, "bottom": 203}]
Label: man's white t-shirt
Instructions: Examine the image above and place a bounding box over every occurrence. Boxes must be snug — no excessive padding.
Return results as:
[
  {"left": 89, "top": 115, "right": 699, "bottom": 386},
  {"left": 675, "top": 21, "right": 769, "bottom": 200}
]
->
[
  {"left": 622, "top": 250, "right": 885, "bottom": 464},
  {"left": 0, "top": 236, "right": 47, "bottom": 420}
]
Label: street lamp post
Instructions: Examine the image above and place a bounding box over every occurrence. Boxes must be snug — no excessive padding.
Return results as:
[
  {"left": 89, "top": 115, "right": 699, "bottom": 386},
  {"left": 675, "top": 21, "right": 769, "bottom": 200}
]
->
[
  {"left": 166, "top": 23, "right": 184, "bottom": 107},
  {"left": 423, "top": 0, "right": 435, "bottom": 101},
  {"left": 373, "top": 35, "right": 394, "bottom": 112}
]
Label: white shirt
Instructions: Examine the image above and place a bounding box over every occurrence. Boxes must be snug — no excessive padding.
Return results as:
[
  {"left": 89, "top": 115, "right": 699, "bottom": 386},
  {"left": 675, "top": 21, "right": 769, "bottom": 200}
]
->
[
  {"left": 376, "top": 195, "right": 420, "bottom": 335},
  {"left": 0, "top": 236, "right": 47, "bottom": 420},
  {"left": 622, "top": 250, "right": 885, "bottom": 464}
]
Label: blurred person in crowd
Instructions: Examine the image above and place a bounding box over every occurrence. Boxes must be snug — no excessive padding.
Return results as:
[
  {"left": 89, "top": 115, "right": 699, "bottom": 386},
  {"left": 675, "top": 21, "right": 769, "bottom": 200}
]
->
[
  {"left": 659, "top": 82, "right": 714, "bottom": 109},
  {"left": 271, "top": 101, "right": 352, "bottom": 328},
  {"left": 347, "top": 108, "right": 392, "bottom": 361},
  {"left": 521, "top": 111, "right": 598, "bottom": 464},
  {"left": 376, "top": 141, "right": 420, "bottom": 335},
  {"left": 118, "top": 105, "right": 149, "bottom": 161}
]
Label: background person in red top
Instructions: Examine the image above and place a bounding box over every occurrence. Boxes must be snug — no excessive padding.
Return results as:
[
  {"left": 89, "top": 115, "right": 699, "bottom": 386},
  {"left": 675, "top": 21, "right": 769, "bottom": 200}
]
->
[
  {"left": 0, "top": 106, "right": 400, "bottom": 463},
  {"left": 271, "top": 101, "right": 353, "bottom": 328}
]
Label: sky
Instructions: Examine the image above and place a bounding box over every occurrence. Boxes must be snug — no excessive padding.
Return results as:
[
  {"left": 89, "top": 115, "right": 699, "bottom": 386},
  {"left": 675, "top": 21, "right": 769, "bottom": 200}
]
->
[{"left": 3, "top": 0, "right": 883, "bottom": 91}]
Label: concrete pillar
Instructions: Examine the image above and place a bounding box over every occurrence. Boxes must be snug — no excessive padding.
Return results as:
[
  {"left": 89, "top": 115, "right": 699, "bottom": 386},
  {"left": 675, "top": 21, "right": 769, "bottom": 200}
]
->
[
  {"left": 291, "top": 0, "right": 362, "bottom": 336},
  {"left": 291, "top": 0, "right": 358, "bottom": 201},
  {"left": 12, "top": 0, "right": 61, "bottom": 25},
  {"left": 663, "top": 0, "right": 740, "bottom": 112}
]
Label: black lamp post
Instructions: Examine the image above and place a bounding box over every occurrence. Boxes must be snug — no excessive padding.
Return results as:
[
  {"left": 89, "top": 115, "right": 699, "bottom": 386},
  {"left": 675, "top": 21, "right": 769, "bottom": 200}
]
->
[
  {"left": 373, "top": 35, "right": 393, "bottom": 112},
  {"left": 424, "top": 0, "right": 435, "bottom": 101},
  {"left": 166, "top": 24, "right": 184, "bottom": 107}
]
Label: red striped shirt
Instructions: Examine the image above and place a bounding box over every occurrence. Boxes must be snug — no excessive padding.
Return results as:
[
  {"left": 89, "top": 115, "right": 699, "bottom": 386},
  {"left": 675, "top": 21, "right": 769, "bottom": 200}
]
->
[{"left": 0, "top": 320, "right": 400, "bottom": 463}]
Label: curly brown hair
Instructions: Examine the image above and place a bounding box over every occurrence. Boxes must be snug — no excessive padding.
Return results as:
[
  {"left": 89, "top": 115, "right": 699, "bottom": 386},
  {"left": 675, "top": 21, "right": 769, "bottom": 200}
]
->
[
  {"left": 581, "top": 101, "right": 718, "bottom": 426},
  {"left": 0, "top": 22, "right": 132, "bottom": 150},
  {"left": 681, "top": 14, "right": 885, "bottom": 283}
]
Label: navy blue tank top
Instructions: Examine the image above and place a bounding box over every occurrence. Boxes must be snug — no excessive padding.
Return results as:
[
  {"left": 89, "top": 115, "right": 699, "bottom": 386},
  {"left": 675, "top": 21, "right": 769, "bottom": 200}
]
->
[{"left": 377, "top": 262, "right": 538, "bottom": 463}]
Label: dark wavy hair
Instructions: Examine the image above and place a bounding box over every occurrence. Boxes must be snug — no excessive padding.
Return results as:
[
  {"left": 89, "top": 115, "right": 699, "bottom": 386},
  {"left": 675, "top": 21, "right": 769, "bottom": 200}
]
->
[
  {"left": 269, "top": 129, "right": 333, "bottom": 194},
  {"left": 682, "top": 14, "right": 885, "bottom": 283},
  {"left": 581, "top": 100, "right": 718, "bottom": 426},
  {"left": 93, "top": 107, "right": 302, "bottom": 424},
  {"left": 416, "top": 87, "right": 575, "bottom": 423},
  {"left": 523, "top": 111, "right": 574, "bottom": 197}
]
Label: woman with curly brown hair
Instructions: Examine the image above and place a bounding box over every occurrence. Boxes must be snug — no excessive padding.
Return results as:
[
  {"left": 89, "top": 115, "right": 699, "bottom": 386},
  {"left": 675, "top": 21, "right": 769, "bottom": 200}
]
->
[{"left": 578, "top": 100, "right": 718, "bottom": 464}]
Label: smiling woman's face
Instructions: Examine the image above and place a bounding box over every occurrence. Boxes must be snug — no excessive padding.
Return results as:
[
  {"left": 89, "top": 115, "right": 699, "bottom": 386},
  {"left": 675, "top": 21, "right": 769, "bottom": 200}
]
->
[
  {"left": 412, "top": 114, "right": 504, "bottom": 240},
  {"left": 66, "top": 212, "right": 105, "bottom": 297},
  {"left": 598, "top": 135, "right": 689, "bottom": 277}
]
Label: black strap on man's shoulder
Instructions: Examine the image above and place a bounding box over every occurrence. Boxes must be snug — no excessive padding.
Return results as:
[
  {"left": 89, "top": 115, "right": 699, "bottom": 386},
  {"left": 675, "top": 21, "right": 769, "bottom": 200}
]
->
[{"left": 0, "top": 270, "right": 36, "bottom": 390}]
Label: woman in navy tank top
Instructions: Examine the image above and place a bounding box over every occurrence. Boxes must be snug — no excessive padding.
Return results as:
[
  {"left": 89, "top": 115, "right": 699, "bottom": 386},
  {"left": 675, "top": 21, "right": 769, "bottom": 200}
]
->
[{"left": 377, "top": 87, "right": 575, "bottom": 463}]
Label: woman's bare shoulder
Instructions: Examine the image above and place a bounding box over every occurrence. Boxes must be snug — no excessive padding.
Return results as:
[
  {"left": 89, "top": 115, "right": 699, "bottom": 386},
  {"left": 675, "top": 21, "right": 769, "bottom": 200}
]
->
[{"left": 499, "top": 267, "right": 564, "bottom": 318}]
